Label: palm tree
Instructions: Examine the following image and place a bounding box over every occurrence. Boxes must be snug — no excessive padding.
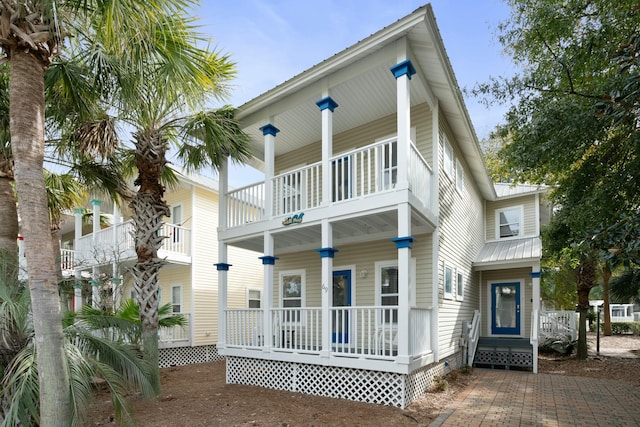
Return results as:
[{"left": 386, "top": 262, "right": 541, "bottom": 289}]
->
[
  {"left": 0, "top": 2, "right": 183, "bottom": 423},
  {"left": 92, "top": 4, "right": 250, "bottom": 391},
  {"left": 0, "top": 258, "right": 155, "bottom": 426}
]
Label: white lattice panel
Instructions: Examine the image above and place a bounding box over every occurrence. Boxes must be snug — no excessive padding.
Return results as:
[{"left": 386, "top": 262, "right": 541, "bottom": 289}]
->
[
  {"left": 159, "top": 345, "right": 222, "bottom": 368},
  {"left": 227, "top": 353, "right": 462, "bottom": 409}
]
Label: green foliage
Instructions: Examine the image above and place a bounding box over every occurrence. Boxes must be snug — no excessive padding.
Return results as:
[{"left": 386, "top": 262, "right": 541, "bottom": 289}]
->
[
  {"left": 610, "top": 322, "right": 640, "bottom": 335},
  {"left": 611, "top": 268, "right": 640, "bottom": 304},
  {"left": 0, "top": 256, "right": 155, "bottom": 426}
]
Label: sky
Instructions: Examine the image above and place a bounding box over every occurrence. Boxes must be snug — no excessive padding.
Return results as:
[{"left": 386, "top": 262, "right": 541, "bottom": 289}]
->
[{"left": 195, "top": 0, "right": 518, "bottom": 186}]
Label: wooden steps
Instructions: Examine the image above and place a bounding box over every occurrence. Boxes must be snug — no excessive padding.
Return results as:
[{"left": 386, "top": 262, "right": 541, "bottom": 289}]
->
[{"left": 473, "top": 337, "right": 533, "bottom": 371}]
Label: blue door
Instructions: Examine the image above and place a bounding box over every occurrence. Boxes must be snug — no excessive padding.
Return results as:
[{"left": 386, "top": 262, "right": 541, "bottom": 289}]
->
[
  {"left": 332, "top": 270, "right": 352, "bottom": 343},
  {"left": 491, "top": 282, "right": 521, "bottom": 335}
]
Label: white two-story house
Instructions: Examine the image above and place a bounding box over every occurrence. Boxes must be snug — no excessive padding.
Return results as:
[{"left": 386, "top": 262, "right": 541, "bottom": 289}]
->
[
  {"left": 214, "top": 4, "right": 546, "bottom": 408},
  {"left": 59, "top": 169, "right": 263, "bottom": 367}
]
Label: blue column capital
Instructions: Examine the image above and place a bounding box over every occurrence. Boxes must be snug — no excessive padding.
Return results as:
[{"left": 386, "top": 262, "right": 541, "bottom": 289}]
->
[
  {"left": 259, "top": 123, "right": 280, "bottom": 137},
  {"left": 392, "top": 236, "right": 414, "bottom": 249},
  {"left": 259, "top": 255, "right": 279, "bottom": 265},
  {"left": 316, "top": 247, "right": 339, "bottom": 258},
  {"left": 90, "top": 199, "right": 102, "bottom": 206},
  {"left": 530, "top": 271, "right": 541, "bottom": 278},
  {"left": 390, "top": 59, "right": 416, "bottom": 80},
  {"left": 89, "top": 279, "right": 100, "bottom": 287},
  {"left": 214, "top": 263, "right": 232, "bottom": 271},
  {"left": 316, "top": 96, "right": 339, "bottom": 112},
  {"left": 74, "top": 208, "right": 84, "bottom": 215}
]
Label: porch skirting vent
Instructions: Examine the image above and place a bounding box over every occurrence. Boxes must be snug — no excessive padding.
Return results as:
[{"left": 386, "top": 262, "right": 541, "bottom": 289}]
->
[
  {"left": 159, "top": 345, "right": 223, "bottom": 368},
  {"left": 226, "top": 353, "right": 462, "bottom": 408}
]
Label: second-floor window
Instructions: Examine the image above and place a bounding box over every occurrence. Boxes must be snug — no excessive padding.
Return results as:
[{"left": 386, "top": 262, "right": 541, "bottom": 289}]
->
[
  {"left": 171, "top": 285, "right": 181, "bottom": 313},
  {"left": 443, "top": 137, "right": 454, "bottom": 178},
  {"left": 497, "top": 206, "right": 523, "bottom": 239}
]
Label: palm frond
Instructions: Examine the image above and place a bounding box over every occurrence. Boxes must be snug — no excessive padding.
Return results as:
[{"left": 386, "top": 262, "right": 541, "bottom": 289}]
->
[
  {"left": 1, "top": 346, "right": 40, "bottom": 426},
  {"left": 610, "top": 268, "right": 640, "bottom": 304}
]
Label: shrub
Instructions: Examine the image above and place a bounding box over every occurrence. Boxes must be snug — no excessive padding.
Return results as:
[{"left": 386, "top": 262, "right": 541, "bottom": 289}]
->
[{"left": 611, "top": 322, "right": 640, "bottom": 335}]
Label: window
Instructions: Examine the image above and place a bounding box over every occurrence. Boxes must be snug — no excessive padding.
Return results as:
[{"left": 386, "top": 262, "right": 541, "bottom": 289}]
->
[
  {"left": 456, "top": 272, "right": 464, "bottom": 301},
  {"left": 381, "top": 140, "right": 398, "bottom": 190},
  {"left": 443, "top": 137, "right": 454, "bottom": 178},
  {"left": 171, "top": 204, "right": 183, "bottom": 243},
  {"left": 281, "top": 270, "right": 305, "bottom": 322},
  {"left": 455, "top": 159, "right": 464, "bottom": 193},
  {"left": 171, "top": 285, "right": 181, "bottom": 313},
  {"left": 247, "top": 288, "right": 261, "bottom": 308},
  {"left": 379, "top": 265, "right": 398, "bottom": 323},
  {"left": 444, "top": 263, "right": 453, "bottom": 299},
  {"left": 496, "top": 206, "right": 523, "bottom": 239}
]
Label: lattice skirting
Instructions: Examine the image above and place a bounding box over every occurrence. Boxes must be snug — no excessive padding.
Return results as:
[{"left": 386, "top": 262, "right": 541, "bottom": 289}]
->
[
  {"left": 226, "top": 352, "right": 462, "bottom": 409},
  {"left": 159, "top": 345, "right": 223, "bottom": 368}
]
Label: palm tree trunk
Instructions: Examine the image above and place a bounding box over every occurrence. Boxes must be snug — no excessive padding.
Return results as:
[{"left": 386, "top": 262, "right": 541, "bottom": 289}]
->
[
  {"left": 0, "top": 164, "right": 18, "bottom": 267},
  {"left": 9, "top": 50, "right": 71, "bottom": 426},
  {"left": 130, "top": 129, "right": 169, "bottom": 394}
]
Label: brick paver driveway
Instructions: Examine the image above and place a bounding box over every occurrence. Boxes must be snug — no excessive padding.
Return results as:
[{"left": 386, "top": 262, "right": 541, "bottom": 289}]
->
[{"left": 430, "top": 369, "right": 640, "bottom": 427}]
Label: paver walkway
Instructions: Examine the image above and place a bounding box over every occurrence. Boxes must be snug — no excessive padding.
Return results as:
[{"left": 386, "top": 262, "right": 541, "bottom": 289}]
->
[{"left": 429, "top": 369, "right": 640, "bottom": 427}]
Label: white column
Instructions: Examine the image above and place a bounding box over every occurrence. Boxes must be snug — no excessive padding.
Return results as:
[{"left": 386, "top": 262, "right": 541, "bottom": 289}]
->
[
  {"left": 90, "top": 199, "right": 101, "bottom": 308},
  {"left": 394, "top": 203, "right": 412, "bottom": 364},
  {"left": 531, "top": 264, "right": 541, "bottom": 373},
  {"left": 260, "top": 124, "right": 278, "bottom": 218},
  {"left": 215, "top": 244, "right": 230, "bottom": 350},
  {"left": 112, "top": 203, "right": 121, "bottom": 309},
  {"left": 219, "top": 157, "right": 228, "bottom": 231},
  {"left": 260, "top": 232, "right": 276, "bottom": 351},
  {"left": 73, "top": 283, "right": 83, "bottom": 312},
  {"left": 390, "top": 57, "right": 415, "bottom": 191},
  {"left": 316, "top": 95, "right": 338, "bottom": 206},
  {"left": 17, "top": 236, "right": 27, "bottom": 281},
  {"left": 317, "top": 219, "right": 336, "bottom": 358}
]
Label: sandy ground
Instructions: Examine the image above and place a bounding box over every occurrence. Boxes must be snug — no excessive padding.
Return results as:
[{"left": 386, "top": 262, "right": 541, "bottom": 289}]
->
[{"left": 89, "top": 333, "right": 640, "bottom": 426}]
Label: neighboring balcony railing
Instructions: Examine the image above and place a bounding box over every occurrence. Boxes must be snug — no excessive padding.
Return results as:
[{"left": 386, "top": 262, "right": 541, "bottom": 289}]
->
[
  {"left": 159, "top": 313, "right": 192, "bottom": 348},
  {"left": 75, "top": 220, "right": 191, "bottom": 266},
  {"left": 224, "top": 305, "right": 432, "bottom": 362},
  {"left": 225, "top": 138, "right": 432, "bottom": 228}
]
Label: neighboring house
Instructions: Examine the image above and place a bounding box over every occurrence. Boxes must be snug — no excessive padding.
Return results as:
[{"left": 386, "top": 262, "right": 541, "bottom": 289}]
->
[
  {"left": 55, "top": 169, "right": 263, "bottom": 367},
  {"left": 214, "top": 5, "right": 548, "bottom": 408}
]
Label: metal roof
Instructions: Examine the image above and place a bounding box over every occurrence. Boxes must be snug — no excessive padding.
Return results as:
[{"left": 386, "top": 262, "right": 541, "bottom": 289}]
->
[{"left": 474, "top": 237, "right": 542, "bottom": 270}]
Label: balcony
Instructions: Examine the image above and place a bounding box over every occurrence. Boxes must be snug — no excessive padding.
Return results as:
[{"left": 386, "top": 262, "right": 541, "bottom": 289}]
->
[
  {"left": 224, "top": 306, "right": 432, "bottom": 370},
  {"left": 159, "top": 313, "right": 192, "bottom": 348},
  {"left": 75, "top": 220, "right": 191, "bottom": 268},
  {"left": 226, "top": 138, "right": 432, "bottom": 229}
]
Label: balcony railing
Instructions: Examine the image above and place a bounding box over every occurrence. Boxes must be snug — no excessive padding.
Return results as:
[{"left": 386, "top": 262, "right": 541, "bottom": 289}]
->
[
  {"left": 225, "top": 138, "right": 432, "bottom": 228},
  {"left": 75, "top": 220, "right": 191, "bottom": 266},
  {"left": 225, "top": 305, "right": 432, "bottom": 362},
  {"left": 159, "top": 313, "right": 191, "bottom": 348},
  {"left": 60, "top": 248, "right": 75, "bottom": 272}
]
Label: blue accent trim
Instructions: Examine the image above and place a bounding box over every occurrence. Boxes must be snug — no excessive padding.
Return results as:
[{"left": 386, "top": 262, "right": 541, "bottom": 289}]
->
[
  {"left": 90, "top": 199, "right": 102, "bottom": 206},
  {"left": 259, "top": 256, "right": 279, "bottom": 265},
  {"left": 89, "top": 280, "right": 100, "bottom": 287},
  {"left": 316, "top": 96, "right": 339, "bottom": 112},
  {"left": 316, "top": 247, "right": 339, "bottom": 258},
  {"left": 259, "top": 123, "right": 280, "bottom": 137},
  {"left": 214, "top": 263, "right": 232, "bottom": 271},
  {"left": 392, "top": 236, "right": 414, "bottom": 249},
  {"left": 390, "top": 59, "right": 416, "bottom": 80},
  {"left": 530, "top": 271, "right": 541, "bottom": 278},
  {"left": 73, "top": 208, "right": 84, "bottom": 214}
]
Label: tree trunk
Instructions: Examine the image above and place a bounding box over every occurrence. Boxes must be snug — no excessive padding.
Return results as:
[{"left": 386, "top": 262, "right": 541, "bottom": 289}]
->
[
  {"left": 9, "top": 50, "right": 71, "bottom": 426},
  {"left": 130, "top": 129, "right": 168, "bottom": 394},
  {"left": 0, "top": 167, "right": 19, "bottom": 270},
  {"left": 575, "top": 258, "right": 596, "bottom": 360},
  {"left": 602, "top": 266, "right": 612, "bottom": 336}
]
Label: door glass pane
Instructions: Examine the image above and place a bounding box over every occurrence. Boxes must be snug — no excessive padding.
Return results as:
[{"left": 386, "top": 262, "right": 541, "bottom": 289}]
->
[
  {"left": 494, "top": 285, "right": 516, "bottom": 328},
  {"left": 332, "top": 271, "right": 350, "bottom": 343},
  {"left": 381, "top": 267, "right": 398, "bottom": 323}
]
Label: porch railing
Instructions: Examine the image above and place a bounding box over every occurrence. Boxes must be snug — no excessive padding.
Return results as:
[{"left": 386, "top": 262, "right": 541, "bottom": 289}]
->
[
  {"left": 225, "top": 306, "right": 432, "bottom": 362},
  {"left": 159, "top": 313, "right": 191, "bottom": 346},
  {"left": 59, "top": 248, "right": 75, "bottom": 272},
  {"left": 225, "top": 138, "right": 433, "bottom": 228},
  {"left": 539, "top": 310, "right": 577, "bottom": 341},
  {"left": 75, "top": 220, "right": 191, "bottom": 265},
  {"left": 464, "top": 310, "right": 480, "bottom": 367}
]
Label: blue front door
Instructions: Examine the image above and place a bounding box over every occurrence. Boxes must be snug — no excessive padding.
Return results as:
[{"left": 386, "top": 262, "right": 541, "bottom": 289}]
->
[
  {"left": 332, "top": 270, "right": 352, "bottom": 343},
  {"left": 491, "top": 282, "right": 521, "bottom": 335}
]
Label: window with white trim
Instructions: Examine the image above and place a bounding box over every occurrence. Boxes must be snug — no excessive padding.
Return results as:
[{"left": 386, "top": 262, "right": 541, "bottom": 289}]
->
[
  {"left": 443, "top": 137, "right": 454, "bottom": 178},
  {"left": 280, "top": 270, "right": 305, "bottom": 322},
  {"left": 378, "top": 262, "right": 398, "bottom": 324},
  {"left": 496, "top": 206, "right": 523, "bottom": 239},
  {"left": 455, "top": 159, "right": 464, "bottom": 193},
  {"left": 456, "top": 271, "right": 464, "bottom": 301},
  {"left": 247, "top": 288, "right": 261, "bottom": 308},
  {"left": 171, "top": 285, "right": 181, "bottom": 313},
  {"left": 444, "top": 263, "right": 454, "bottom": 299},
  {"left": 171, "top": 204, "right": 183, "bottom": 243}
]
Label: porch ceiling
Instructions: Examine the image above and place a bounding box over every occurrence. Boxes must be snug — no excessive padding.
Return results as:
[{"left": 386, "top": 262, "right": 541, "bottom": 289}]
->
[{"left": 228, "top": 208, "right": 434, "bottom": 255}]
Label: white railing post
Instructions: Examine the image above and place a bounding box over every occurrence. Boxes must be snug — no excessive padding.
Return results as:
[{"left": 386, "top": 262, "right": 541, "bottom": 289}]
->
[
  {"left": 317, "top": 219, "right": 336, "bottom": 358},
  {"left": 90, "top": 199, "right": 101, "bottom": 308},
  {"left": 260, "top": 232, "right": 277, "bottom": 352},
  {"left": 393, "top": 203, "right": 412, "bottom": 364}
]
